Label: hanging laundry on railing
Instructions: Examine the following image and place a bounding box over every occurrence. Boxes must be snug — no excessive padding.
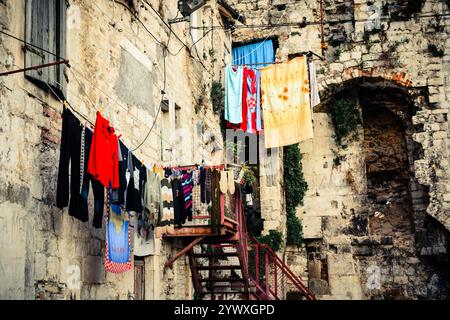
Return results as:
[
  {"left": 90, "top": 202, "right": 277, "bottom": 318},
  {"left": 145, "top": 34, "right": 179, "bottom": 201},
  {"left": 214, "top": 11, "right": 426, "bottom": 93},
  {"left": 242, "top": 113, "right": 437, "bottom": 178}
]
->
[
  {"left": 171, "top": 172, "right": 186, "bottom": 228},
  {"left": 143, "top": 169, "right": 162, "bottom": 228},
  {"left": 181, "top": 171, "right": 194, "bottom": 222},
  {"left": 105, "top": 190, "right": 132, "bottom": 273},
  {"left": 200, "top": 167, "right": 212, "bottom": 204},
  {"left": 260, "top": 56, "right": 314, "bottom": 148},
  {"left": 116, "top": 140, "right": 129, "bottom": 207},
  {"left": 157, "top": 172, "right": 175, "bottom": 237},
  {"left": 245, "top": 68, "right": 258, "bottom": 134}
]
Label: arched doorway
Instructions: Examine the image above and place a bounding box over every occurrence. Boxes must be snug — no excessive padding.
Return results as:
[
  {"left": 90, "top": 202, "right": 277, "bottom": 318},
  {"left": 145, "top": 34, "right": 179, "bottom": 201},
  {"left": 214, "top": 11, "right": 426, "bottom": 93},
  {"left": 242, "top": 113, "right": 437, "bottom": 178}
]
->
[
  {"left": 361, "top": 87, "right": 415, "bottom": 242},
  {"left": 303, "top": 78, "right": 450, "bottom": 299}
]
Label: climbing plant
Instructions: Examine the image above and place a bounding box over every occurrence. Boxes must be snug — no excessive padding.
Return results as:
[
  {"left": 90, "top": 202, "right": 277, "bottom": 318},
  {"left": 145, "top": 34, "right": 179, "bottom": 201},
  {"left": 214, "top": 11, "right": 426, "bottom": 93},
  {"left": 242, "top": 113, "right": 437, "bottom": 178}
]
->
[
  {"left": 389, "top": 0, "right": 426, "bottom": 19},
  {"left": 242, "top": 163, "right": 257, "bottom": 188},
  {"left": 211, "top": 81, "right": 225, "bottom": 115},
  {"left": 283, "top": 144, "right": 307, "bottom": 246},
  {"left": 256, "top": 230, "right": 283, "bottom": 252},
  {"left": 330, "top": 98, "right": 362, "bottom": 147},
  {"left": 428, "top": 44, "right": 444, "bottom": 58},
  {"left": 194, "top": 84, "right": 207, "bottom": 114}
]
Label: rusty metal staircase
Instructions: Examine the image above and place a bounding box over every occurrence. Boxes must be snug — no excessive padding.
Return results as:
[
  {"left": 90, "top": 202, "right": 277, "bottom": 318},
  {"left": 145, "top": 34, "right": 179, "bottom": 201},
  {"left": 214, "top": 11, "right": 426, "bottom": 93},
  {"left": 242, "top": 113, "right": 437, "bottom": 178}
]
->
[
  {"left": 188, "top": 239, "right": 316, "bottom": 300},
  {"left": 189, "top": 242, "right": 250, "bottom": 299},
  {"left": 190, "top": 189, "right": 315, "bottom": 300},
  {"left": 164, "top": 184, "right": 316, "bottom": 300}
]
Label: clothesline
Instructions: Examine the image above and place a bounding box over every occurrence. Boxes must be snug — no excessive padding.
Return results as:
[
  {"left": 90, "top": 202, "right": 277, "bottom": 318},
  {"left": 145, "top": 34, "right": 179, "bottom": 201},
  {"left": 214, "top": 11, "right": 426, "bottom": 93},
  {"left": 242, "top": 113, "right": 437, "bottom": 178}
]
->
[
  {"left": 226, "top": 41, "right": 320, "bottom": 149},
  {"left": 166, "top": 164, "right": 225, "bottom": 171},
  {"left": 232, "top": 51, "right": 325, "bottom": 66}
]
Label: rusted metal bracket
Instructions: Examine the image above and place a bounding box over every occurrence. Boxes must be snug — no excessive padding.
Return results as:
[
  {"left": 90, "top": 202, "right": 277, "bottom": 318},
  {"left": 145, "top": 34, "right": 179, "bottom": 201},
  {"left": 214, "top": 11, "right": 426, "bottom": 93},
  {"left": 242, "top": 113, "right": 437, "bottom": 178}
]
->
[
  {"left": 164, "top": 236, "right": 206, "bottom": 269},
  {"left": 0, "top": 59, "right": 70, "bottom": 77},
  {"left": 319, "top": 0, "right": 326, "bottom": 54}
]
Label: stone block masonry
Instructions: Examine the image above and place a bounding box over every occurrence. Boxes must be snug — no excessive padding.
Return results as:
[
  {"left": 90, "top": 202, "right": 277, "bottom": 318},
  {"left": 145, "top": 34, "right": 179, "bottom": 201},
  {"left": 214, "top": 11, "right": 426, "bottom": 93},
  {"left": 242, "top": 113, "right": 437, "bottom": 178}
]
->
[
  {"left": 229, "top": 0, "right": 450, "bottom": 299},
  {"left": 0, "top": 0, "right": 230, "bottom": 300}
]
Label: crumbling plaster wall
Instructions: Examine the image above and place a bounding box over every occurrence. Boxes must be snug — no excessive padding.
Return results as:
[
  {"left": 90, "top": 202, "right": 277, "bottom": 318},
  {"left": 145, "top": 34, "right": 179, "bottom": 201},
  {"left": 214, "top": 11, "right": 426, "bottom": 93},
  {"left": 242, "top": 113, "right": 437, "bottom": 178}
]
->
[
  {"left": 229, "top": 0, "right": 450, "bottom": 299},
  {"left": 0, "top": 0, "right": 227, "bottom": 299}
]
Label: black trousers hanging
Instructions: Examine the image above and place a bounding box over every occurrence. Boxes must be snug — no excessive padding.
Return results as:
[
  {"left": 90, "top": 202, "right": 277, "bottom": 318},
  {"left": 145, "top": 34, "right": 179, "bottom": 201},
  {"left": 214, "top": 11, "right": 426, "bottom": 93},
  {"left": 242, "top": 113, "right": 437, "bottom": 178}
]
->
[
  {"left": 56, "top": 108, "right": 88, "bottom": 221},
  {"left": 57, "top": 108, "right": 104, "bottom": 228},
  {"left": 80, "top": 128, "right": 105, "bottom": 228}
]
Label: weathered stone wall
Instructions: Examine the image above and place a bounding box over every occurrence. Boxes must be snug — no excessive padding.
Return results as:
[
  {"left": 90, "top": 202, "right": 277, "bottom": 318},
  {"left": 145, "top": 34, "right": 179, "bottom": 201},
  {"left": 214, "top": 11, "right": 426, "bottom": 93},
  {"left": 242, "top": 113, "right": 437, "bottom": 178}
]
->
[
  {"left": 0, "top": 0, "right": 228, "bottom": 300},
  {"left": 229, "top": 0, "right": 450, "bottom": 299}
]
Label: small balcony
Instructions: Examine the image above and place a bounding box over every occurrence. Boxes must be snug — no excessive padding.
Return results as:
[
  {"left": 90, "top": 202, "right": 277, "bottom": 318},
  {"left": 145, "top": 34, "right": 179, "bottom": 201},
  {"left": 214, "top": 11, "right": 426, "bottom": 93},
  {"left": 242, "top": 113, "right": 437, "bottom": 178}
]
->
[{"left": 162, "top": 191, "right": 241, "bottom": 240}]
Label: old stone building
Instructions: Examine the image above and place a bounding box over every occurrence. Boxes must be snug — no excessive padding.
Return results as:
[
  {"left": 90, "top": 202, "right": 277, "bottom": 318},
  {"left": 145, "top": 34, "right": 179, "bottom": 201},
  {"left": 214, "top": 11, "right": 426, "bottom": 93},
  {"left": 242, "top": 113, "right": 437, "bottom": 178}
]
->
[
  {"left": 1, "top": 0, "right": 449, "bottom": 300},
  {"left": 229, "top": 0, "right": 450, "bottom": 299},
  {"left": 0, "top": 0, "right": 235, "bottom": 299}
]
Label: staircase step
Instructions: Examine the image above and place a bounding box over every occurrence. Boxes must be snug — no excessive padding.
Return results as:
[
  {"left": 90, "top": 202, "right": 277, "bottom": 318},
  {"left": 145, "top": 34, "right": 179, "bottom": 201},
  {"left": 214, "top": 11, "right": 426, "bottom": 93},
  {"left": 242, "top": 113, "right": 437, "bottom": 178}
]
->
[
  {"left": 192, "top": 252, "right": 238, "bottom": 258},
  {"left": 201, "top": 278, "right": 244, "bottom": 283},
  {"left": 207, "top": 284, "right": 248, "bottom": 289},
  {"left": 202, "top": 290, "right": 246, "bottom": 295},
  {"left": 197, "top": 265, "right": 242, "bottom": 271}
]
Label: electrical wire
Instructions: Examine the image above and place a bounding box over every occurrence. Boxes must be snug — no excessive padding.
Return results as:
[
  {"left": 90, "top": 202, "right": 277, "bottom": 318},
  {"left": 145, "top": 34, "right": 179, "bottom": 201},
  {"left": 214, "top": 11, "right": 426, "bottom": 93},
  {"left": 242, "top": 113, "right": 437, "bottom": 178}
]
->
[
  {"left": 84, "top": 2, "right": 222, "bottom": 147},
  {"left": 12, "top": 54, "right": 176, "bottom": 154},
  {"left": 189, "top": 12, "right": 450, "bottom": 30},
  {"left": 68, "top": 65, "right": 177, "bottom": 153},
  {"left": 102, "top": 0, "right": 164, "bottom": 46},
  {"left": 139, "top": 0, "right": 213, "bottom": 74},
  {"left": 3, "top": 29, "right": 214, "bottom": 157},
  {"left": 131, "top": 46, "right": 167, "bottom": 152},
  {"left": 0, "top": 29, "right": 66, "bottom": 60},
  {"left": 227, "top": 0, "right": 294, "bottom": 64}
]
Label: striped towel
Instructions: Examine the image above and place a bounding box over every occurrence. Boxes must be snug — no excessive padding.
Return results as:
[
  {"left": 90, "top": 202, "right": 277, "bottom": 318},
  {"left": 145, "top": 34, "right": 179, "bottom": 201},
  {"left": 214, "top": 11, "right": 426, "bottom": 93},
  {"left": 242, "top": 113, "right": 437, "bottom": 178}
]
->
[{"left": 181, "top": 172, "right": 193, "bottom": 221}]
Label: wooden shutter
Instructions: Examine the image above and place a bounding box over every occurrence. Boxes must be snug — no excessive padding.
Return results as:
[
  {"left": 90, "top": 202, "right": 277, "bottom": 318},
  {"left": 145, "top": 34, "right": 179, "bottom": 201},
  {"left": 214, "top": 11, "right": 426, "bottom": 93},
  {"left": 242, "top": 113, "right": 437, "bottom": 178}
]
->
[
  {"left": 25, "top": 0, "right": 66, "bottom": 97},
  {"left": 55, "top": 0, "right": 67, "bottom": 98},
  {"left": 25, "top": 0, "right": 51, "bottom": 83}
]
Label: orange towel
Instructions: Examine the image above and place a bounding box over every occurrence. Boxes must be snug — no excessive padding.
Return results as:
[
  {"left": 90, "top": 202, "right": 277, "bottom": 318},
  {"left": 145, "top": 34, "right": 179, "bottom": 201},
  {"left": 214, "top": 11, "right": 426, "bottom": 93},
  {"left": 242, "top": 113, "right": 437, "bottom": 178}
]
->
[{"left": 260, "top": 56, "right": 314, "bottom": 148}]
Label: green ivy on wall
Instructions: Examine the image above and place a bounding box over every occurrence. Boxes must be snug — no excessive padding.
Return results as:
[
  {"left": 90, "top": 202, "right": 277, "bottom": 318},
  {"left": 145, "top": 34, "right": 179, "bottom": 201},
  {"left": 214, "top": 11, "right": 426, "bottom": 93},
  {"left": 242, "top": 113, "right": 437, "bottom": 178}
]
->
[
  {"left": 330, "top": 98, "right": 362, "bottom": 147},
  {"left": 256, "top": 230, "right": 283, "bottom": 252},
  {"left": 211, "top": 81, "right": 224, "bottom": 115},
  {"left": 283, "top": 144, "right": 307, "bottom": 246}
]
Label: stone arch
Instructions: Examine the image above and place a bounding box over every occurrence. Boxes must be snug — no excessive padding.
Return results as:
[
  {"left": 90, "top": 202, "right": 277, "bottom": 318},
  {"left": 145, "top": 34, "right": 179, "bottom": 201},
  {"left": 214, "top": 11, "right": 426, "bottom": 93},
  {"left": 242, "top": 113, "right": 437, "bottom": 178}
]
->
[
  {"left": 300, "top": 71, "right": 450, "bottom": 299},
  {"left": 315, "top": 73, "right": 433, "bottom": 243},
  {"left": 319, "top": 68, "right": 414, "bottom": 100}
]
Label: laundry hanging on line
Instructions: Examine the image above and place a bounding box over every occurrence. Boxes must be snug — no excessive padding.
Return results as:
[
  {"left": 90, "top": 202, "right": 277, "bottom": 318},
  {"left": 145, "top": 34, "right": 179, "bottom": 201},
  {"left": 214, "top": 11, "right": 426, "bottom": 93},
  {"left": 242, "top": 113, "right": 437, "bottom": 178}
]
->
[
  {"left": 225, "top": 65, "right": 263, "bottom": 135},
  {"left": 105, "top": 190, "right": 132, "bottom": 273},
  {"left": 225, "top": 40, "right": 320, "bottom": 148},
  {"left": 261, "top": 56, "right": 314, "bottom": 148},
  {"left": 56, "top": 108, "right": 241, "bottom": 271},
  {"left": 57, "top": 108, "right": 105, "bottom": 228}
]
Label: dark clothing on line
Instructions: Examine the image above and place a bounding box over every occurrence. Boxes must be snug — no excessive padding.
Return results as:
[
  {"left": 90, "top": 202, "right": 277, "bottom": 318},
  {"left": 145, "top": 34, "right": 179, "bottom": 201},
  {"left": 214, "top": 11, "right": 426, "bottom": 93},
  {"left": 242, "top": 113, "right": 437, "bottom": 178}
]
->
[
  {"left": 172, "top": 178, "right": 186, "bottom": 228},
  {"left": 125, "top": 151, "right": 147, "bottom": 213},
  {"left": 56, "top": 108, "right": 106, "bottom": 228},
  {"left": 56, "top": 108, "right": 88, "bottom": 222},
  {"left": 80, "top": 128, "right": 105, "bottom": 228}
]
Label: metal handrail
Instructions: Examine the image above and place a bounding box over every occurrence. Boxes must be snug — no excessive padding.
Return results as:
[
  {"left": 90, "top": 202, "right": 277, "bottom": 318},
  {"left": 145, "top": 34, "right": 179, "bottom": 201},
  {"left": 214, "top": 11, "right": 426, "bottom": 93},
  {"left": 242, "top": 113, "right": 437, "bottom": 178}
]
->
[{"left": 249, "top": 237, "right": 316, "bottom": 300}]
